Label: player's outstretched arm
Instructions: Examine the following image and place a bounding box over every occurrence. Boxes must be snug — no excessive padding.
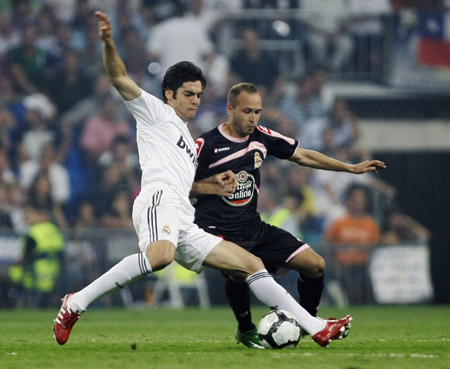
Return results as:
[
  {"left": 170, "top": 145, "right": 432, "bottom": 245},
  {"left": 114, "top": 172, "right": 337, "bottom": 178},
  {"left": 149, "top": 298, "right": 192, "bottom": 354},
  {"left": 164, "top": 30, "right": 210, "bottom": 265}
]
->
[
  {"left": 289, "top": 148, "right": 386, "bottom": 174},
  {"left": 190, "top": 170, "right": 237, "bottom": 198},
  {"left": 95, "top": 11, "right": 140, "bottom": 101}
]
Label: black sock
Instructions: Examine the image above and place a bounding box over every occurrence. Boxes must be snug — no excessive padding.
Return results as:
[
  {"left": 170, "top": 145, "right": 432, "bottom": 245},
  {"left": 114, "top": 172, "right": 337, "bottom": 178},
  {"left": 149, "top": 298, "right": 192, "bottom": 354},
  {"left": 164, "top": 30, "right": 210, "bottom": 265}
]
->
[
  {"left": 225, "top": 278, "right": 256, "bottom": 332},
  {"left": 297, "top": 273, "right": 325, "bottom": 317}
]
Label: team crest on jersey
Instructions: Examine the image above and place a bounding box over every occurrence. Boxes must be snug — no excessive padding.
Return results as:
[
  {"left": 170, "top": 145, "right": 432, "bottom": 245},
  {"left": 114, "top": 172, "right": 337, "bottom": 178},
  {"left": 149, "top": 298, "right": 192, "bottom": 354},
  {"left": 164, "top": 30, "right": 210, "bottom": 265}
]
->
[
  {"left": 162, "top": 225, "right": 171, "bottom": 235},
  {"left": 222, "top": 170, "right": 255, "bottom": 207},
  {"left": 254, "top": 152, "right": 263, "bottom": 169}
]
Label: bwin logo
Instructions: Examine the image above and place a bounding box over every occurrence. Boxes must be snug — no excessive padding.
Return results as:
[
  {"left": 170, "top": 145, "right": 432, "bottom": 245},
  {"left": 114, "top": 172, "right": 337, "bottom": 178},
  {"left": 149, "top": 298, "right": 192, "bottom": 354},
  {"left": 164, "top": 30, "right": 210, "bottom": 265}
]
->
[{"left": 176, "top": 135, "right": 196, "bottom": 164}]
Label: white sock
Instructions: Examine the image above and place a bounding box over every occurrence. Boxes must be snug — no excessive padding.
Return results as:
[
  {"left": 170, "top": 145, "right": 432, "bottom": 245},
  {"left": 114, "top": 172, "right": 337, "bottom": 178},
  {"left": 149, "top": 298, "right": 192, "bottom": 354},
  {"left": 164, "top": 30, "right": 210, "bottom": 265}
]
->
[
  {"left": 246, "top": 269, "right": 325, "bottom": 335},
  {"left": 69, "top": 252, "right": 152, "bottom": 312}
]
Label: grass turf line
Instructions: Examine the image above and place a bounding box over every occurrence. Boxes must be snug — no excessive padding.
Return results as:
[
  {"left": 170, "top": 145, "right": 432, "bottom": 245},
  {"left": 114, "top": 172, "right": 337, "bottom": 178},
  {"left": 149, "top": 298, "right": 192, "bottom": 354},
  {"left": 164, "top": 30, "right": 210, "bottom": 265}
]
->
[{"left": 1, "top": 305, "right": 449, "bottom": 369}]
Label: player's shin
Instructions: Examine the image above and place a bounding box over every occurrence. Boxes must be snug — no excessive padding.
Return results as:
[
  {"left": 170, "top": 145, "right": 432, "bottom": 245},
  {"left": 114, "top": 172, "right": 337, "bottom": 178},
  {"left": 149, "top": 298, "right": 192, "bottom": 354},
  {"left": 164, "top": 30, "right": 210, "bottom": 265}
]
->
[
  {"left": 245, "top": 269, "right": 325, "bottom": 335},
  {"left": 225, "top": 278, "right": 255, "bottom": 332},
  {"left": 298, "top": 273, "right": 325, "bottom": 317},
  {"left": 69, "top": 252, "right": 152, "bottom": 312}
]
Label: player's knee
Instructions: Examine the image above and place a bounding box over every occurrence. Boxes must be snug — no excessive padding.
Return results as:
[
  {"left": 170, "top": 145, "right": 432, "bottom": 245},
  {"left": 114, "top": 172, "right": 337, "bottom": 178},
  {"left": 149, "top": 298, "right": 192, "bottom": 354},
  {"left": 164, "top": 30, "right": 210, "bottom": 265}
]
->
[
  {"left": 246, "top": 254, "right": 265, "bottom": 274},
  {"left": 311, "top": 256, "right": 326, "bottom": 277},
  {"left": 145, "top": 241, "right": 176, "bottom": 271}
]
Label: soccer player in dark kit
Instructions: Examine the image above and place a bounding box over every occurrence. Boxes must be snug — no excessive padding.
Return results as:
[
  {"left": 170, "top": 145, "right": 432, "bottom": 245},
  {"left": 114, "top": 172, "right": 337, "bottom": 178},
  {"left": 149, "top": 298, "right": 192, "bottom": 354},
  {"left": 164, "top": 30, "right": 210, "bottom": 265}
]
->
[{"left": 192, "top": 82, "right": 386, "bottom": 348}]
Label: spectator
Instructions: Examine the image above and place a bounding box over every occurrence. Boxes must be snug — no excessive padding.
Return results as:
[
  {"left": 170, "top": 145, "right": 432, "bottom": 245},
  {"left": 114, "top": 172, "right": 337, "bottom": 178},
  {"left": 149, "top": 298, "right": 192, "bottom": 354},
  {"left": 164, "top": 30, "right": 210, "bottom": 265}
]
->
[
  {"left": 100, "top": 190, "right": 133, "bottom": 229},
  {"left": 146, "top": 4, "right": 214, "bottom": 84},
  {"left": 53, "top": 21, "right": 81, "bottom": 58},
  {"left": 191, "top": 83, "right": 228, "bottom": 136},
  {"left": 0, "top": 12, "right": 20, "bottom": 59},
  {"left": 20, "top": 144, "right": 70, "bottom": 205},
  {"left": 35, "top": 7, "right": 58, "bottom": 54},
  {"left": 60, "top": 74, "right": 125, "bottom": 130},
  {"left": 45, "top": 50, "right": 93, "bottom": 115},
  {"left": 258, "top": 184, "right": 303, "bottom": 238},
  {"left": 85, "top": 162, "right": 132, "bottom": 220},
  {"left": 347, "top": 0, "right": 392, "bottom": 81},
  {"left": 27, "top": 172, "right": 67, "bottom": 228},
  {"left": 78, "top": 18, "right": 104, "bottom": 78},
  {"left": 0, "top": 107, "right": 15, "bottom": 155},
  {"left": 97, "top": 135, "right": 140, "bottom": 198},
  {"left": 229, "top": 28, "right": 282, "bottom": 103},
  {"left": 0, "top": 180, "right": 13, "bottom": 229},
  {"left": 71, "top": 0, "right": 93, "bottom": 34},
  {"left": 143, "top": 0, "right": 185, "bottom": 24},
  {"left": 43, "top": 0, "right": 77, "bottom": 24},
  {"left": 285, "top": 166, "right": 324, "bottom": 245},
  {"left": 80, "top": 95, "right": 131, "bottom": 162},
  {"left": 7, "top": 21, "right": 53, "bottom": 95},
  {"left": 0, "top": 148, "right": 16, "bottom": 184},
  {"left": 302, "top": 0, "right": 354, "bottom": 74},
  {"left": 9, "top": 0, "right": 33, "bottom": 33},
  {"left": 280, "top": 74, "right": 328, "bottom": 150},
  {"left": 0, "top": 76, "right": 26, "bottom": 133},
  {"left": 328, "top": 98, "right": 360, "bottom": 149},
  {"left": 313, "top": 145, "right": 373, "bottom": 226},
  {"left": 381, "top": 206, "right": 430, "bottom": 245},
  {"left": 73, "top": 201, "right": 97, "bottom": 230},
  {"left": 8, "top": 198, "right": 65, "bottom": 307},
  {"left": 97, "top": 135, "right": 139, "bottom": 172},
  {"left": 19, "top": 93, "right": 58, "bottom": 162},
  {"left": 324, "top": 184, "right": 380, "bottom": 304},
  {"left": 6, "top": 182, "right": 27, "bottom": 233}
]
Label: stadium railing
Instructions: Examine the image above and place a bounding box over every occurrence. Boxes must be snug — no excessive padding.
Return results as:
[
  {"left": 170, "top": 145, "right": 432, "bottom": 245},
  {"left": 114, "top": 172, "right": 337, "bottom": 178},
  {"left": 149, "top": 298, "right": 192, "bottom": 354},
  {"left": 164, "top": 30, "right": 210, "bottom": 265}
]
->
[{"left": 0, "top": 229, "right": 433, "bottom": 308}]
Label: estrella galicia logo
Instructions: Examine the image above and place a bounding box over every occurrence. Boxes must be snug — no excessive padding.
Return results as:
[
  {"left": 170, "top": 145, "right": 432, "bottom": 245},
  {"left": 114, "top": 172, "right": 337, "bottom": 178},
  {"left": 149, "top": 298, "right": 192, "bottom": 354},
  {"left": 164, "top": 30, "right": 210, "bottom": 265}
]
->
[
  {"left": 177, "top": 135, "right": 196, "bottom": 164},
  {"left": 222, "top": 170, "right": 255, "bottom": 207}
]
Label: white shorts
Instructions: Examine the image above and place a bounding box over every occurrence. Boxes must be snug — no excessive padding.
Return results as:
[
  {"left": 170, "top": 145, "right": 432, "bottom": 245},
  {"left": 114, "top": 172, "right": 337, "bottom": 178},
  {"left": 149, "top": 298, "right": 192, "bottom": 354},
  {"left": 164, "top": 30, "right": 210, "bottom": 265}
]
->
[{"left": 132, "top": 182, "right": 222, "bottom": 273}]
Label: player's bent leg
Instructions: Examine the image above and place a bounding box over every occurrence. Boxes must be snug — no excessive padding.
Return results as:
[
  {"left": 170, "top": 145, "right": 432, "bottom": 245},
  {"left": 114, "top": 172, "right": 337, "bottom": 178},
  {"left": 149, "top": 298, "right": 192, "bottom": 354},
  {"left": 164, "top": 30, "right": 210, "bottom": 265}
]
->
[
  {"left": 203, "top": 241, "right": 326, "bottom": 336},
  {"left": 287, "top": 247, "right": 325, "bottom": 318},
  {"left": 53, "top": 241, "right": 175, "bottom": 345},
  {"left": 202, "top": 240, "right": 264, "bottom": 278},
  {"left": 286, "top": 247, "right": 325, "bottom": 278}
]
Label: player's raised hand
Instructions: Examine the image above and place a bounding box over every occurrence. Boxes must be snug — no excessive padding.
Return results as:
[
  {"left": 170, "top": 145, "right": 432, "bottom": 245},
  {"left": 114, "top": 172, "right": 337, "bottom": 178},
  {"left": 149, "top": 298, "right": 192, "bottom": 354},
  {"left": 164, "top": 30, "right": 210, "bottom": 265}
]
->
[
  {"left": 95, "top": 11, "right": 113, "bottom": 43},
  {"left": 353, "top": 160, "right": 386, "bottom": 174}
]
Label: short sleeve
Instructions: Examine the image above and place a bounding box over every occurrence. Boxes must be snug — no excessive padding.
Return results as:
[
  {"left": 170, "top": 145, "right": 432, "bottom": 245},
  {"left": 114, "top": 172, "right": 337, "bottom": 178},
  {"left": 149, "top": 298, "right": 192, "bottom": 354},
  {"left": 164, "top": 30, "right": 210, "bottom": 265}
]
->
[{"left": 123, "top": 89, "right": 173, "bottom": 129}]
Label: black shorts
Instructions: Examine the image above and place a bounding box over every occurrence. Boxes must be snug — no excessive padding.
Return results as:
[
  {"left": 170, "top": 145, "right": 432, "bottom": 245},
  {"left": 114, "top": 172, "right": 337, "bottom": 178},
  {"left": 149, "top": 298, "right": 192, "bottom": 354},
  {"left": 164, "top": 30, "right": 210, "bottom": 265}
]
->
[{"left": 202, "top": 220, "right": 306, "bottom": 274}]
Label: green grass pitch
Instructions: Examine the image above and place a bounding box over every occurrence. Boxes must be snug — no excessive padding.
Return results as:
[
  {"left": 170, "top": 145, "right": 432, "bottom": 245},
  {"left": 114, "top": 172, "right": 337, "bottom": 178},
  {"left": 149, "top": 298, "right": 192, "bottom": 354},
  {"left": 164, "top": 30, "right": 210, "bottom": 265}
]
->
[{"left": 1, "top": 305, "right": 449, "bottom": 369}]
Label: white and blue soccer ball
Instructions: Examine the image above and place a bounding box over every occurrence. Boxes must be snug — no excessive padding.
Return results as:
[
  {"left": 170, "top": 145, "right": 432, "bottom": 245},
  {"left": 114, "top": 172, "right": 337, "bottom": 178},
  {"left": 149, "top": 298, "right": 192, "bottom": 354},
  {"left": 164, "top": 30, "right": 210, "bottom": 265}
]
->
[{"left": 257, "top": 310, "right": 301, "bottom": 349}]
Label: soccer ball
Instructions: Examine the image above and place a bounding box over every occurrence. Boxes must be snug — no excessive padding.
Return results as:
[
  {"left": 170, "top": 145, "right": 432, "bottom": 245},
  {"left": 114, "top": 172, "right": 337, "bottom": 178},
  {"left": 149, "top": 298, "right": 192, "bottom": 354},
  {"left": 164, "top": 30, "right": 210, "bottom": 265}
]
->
[{"left": 257, "top": 310, "right": 301, "bottom": 349}]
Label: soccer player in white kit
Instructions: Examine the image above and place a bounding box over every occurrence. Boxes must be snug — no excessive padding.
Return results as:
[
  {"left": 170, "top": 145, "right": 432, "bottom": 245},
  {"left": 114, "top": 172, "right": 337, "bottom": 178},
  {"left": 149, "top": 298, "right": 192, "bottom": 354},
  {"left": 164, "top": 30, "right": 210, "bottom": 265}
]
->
[{"left": 53, "top": 11, "right": 352, "bottom": 347}]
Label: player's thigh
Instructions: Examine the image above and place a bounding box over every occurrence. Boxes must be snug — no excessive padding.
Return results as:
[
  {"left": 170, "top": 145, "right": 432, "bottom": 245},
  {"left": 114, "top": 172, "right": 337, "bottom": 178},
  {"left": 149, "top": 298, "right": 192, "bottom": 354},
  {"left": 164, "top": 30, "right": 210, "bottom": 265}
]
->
[
  {"left": 251, "top": 223, "right": 308, "bottom": 271},
  {"left": 132, "top": 183, "right": 180, "bottom": 253},
  {"left": 174, "top": 222, "right": 223, "bottom": 274},
  {"left": 286, "top": 247, "right": 325, "bottom": 278},
  {"left": 202, "top": 239, "right": 264, "bottom": 279}
]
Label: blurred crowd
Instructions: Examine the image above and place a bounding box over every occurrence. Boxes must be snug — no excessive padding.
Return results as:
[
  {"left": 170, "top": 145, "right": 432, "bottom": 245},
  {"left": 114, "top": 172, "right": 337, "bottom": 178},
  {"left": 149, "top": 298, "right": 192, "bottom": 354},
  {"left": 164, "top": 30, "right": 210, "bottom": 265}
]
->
[{"left": 0, "top": 0, "right": 432, "bottom": 248}]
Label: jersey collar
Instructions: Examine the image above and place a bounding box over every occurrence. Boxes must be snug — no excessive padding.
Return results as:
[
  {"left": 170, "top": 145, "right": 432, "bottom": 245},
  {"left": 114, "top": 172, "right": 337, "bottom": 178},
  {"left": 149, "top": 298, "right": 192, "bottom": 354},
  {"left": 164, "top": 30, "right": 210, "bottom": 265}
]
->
[{"left": 218, "top": 123, "right": 250, "bottom": 143}]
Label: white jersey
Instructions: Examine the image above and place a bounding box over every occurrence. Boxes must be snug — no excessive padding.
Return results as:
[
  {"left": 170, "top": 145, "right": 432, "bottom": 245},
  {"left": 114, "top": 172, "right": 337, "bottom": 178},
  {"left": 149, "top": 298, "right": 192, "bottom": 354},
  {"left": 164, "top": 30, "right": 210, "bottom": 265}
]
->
[{"left": 124, "top": 89, "right": 197, "bottom": 217}]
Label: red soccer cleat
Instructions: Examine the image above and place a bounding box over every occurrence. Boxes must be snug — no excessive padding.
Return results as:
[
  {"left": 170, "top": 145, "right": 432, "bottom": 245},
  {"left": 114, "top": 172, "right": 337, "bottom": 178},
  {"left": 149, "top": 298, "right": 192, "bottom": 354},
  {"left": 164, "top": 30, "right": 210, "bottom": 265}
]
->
[
  {"left": 53, "top": 294, "right": 80, "bottom": 345},
  {"left": 312, "top": 315, "right": 352, "bottom": 347}
]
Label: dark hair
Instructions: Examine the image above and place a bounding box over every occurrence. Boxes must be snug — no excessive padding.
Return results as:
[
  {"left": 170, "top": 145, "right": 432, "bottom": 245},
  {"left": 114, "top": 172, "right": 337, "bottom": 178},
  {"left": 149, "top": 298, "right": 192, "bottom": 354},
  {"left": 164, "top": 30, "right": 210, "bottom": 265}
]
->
[
  {"left": 227, "top": 82, "right": 259, "bottom": 107},
  {"left": 161, "top": 61, "right": 206, "bottom": 103},
  {"left": 344, "top": 183, "right": 373, "bottom": 213}
]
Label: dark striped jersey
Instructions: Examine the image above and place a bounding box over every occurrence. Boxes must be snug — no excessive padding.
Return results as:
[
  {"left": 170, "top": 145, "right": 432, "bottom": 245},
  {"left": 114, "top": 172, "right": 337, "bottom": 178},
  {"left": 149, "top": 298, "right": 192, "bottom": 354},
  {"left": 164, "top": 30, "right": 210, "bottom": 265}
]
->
[{"left": 194, "top": 123, "right": 299, "bottom": 232}]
